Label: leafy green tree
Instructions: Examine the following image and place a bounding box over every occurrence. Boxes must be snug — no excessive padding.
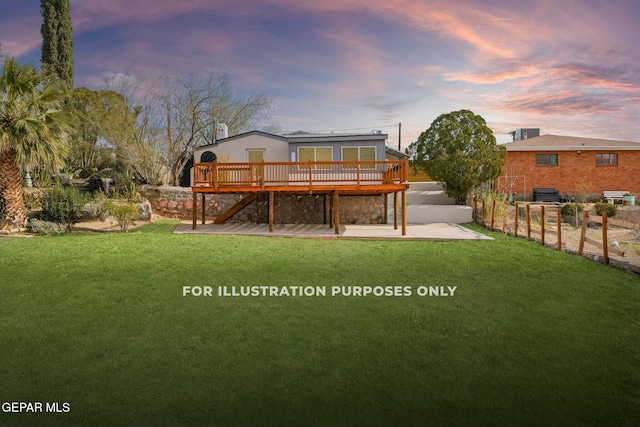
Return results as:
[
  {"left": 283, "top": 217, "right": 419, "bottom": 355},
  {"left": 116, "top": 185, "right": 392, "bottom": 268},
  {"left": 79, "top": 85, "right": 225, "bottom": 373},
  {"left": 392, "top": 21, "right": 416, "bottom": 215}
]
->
[
  {"left": 67, "top": 87, "right": 103, "bottom": 171},
  {"left": 0, "top": 58, "right": 74, "bottom": 227},
  {"left": 67, "top": 88, "right": 136, "bottom": 173},
  {"left": 407, "top": 110, "right": 506, "bottom": 204},
  {"left": 41, "top": 0, "right": 74, "bottom": 87}
]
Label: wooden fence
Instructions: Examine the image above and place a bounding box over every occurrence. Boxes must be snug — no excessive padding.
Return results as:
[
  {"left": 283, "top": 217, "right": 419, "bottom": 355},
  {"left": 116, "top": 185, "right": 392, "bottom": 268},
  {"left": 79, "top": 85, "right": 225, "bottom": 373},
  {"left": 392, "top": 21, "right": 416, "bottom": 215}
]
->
[
  {"left": 473, "top": 197, "right": 640, "bottom": 268},
  {"left": 474, "top": 198, "right": 564, "bottom": 251},
  {"left": 407, "top": 168, "right": 431, "bottom": 182},
  {"left": 577, "top": 210, "right": 639, "bottom": 265}
]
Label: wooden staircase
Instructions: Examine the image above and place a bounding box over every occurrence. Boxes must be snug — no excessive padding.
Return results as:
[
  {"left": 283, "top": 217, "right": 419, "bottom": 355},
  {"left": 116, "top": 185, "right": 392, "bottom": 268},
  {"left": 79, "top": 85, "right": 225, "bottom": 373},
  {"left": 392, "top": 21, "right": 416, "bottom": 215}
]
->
[{"left": 213, "top": 194, "right": 257, "bottom": 224}]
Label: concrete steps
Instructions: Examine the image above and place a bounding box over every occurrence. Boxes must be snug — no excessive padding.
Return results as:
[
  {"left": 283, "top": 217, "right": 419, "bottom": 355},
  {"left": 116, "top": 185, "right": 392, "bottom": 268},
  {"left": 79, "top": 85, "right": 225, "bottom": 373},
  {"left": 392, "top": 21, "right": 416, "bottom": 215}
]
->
[
  {"left": 406, "top": 190, "right": 452, "bottom": 205},
  {"left": 388, "top": 182, "right": 472, "bottom": 224}
]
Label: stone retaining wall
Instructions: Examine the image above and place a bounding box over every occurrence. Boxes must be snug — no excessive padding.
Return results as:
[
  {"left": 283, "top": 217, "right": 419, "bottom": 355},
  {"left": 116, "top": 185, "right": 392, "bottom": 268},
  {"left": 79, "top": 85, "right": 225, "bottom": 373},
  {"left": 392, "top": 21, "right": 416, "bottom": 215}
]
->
[{"left": 141, "top": 185, "right": 385, "bottom": 224}]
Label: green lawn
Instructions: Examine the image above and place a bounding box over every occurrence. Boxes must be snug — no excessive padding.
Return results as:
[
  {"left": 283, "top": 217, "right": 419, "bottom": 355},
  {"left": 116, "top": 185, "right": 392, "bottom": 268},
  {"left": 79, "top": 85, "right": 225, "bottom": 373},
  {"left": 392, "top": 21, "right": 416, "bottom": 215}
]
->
[{"left": 0, "top": 221, "right": 638, "bottom": 427}]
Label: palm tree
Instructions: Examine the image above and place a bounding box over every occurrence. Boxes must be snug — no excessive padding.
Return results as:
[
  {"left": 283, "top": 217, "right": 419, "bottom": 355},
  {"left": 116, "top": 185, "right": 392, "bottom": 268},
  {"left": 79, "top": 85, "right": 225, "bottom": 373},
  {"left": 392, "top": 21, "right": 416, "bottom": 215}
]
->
[{"left": 0, "top": 57, "right": 73, "bottom": 228}]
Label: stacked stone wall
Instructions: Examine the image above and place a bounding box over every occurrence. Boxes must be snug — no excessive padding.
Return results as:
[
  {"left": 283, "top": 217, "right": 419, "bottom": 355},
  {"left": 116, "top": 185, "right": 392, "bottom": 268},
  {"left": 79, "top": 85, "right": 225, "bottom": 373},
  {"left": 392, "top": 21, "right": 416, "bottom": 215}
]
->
[{"left": 141, "top": 186, "right": 385, "bottom": 224}]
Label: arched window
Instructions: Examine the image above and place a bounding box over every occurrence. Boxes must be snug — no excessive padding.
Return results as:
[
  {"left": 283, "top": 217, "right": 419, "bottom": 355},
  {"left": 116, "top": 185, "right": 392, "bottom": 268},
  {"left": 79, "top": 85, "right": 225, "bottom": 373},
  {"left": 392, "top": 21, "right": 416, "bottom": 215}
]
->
[{"left": 201, "top": 151, "right": 217, "bottom": 162}]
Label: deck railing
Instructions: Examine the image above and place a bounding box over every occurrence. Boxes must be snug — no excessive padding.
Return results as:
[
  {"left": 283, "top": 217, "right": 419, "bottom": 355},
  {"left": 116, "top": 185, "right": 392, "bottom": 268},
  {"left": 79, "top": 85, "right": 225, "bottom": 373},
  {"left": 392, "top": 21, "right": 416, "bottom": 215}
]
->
[{"left": 193, "top": 159, "right": 408, "bottom": 190}]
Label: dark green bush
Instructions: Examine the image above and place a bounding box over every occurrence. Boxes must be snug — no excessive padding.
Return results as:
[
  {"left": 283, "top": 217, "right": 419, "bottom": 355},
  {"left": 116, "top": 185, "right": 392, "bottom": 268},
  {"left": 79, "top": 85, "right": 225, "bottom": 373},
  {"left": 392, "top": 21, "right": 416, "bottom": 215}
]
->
[
  {"left": 41, "top": 185, "right": 87, "bottom": 232},
  {"left": 112, "top": 173, "right": 137, "bottom": 199},
  {"left": 87, "top": 170, "right": 136, "bottom": 198},
  {"left": 87, "top": 175, "right": 105, "bottom": 195},
  {"left": 594, "top": 202, "right": 617, "bottom": 218},
  {"left": 561, "top": 203, "right": 584, "bottom": 216},
  {"left": 87, "top": 169, "right": 114, "bottom": 194},
  {"left": 78, "top": 167, "right": 97, "bottom": 179}
]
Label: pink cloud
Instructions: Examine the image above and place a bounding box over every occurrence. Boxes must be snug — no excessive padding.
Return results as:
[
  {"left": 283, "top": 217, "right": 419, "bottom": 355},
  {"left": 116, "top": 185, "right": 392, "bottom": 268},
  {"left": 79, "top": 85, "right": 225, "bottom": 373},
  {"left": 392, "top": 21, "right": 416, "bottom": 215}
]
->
[
  {"left": 443, "top": 66, "right": 538, "bottom": 85},
  {"left": 0, "top": 13, "right": 41, "bottom": 58}
]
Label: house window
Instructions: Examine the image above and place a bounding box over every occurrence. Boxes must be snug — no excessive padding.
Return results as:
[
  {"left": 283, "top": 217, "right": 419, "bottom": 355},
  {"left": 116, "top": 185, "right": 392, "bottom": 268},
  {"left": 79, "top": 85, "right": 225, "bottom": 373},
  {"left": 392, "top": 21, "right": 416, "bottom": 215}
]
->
[
  {"left": 596, "top": 153, "right": 618, "bottom": 166},
  {"left": 247, "top": 149, "right": 265, "bottom": 162},
  {"left": 200, "top": 151, "right": 217, "bottom": 163},
  {"left": 342, "top": 146, "right": 376, "bottom": 169},
  {"left": 298, "top": 147, "right": 332, "bottom": 169},
  {"left": 536, "top": 154, "right": 558, "bottom": 166}
]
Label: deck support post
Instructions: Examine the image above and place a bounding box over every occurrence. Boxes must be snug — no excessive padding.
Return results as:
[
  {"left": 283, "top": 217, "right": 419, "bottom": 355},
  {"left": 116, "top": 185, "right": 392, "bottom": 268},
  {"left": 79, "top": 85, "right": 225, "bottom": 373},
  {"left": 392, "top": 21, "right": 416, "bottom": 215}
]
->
[
  {"left": 401, "top": 189, "right": 407, "bottom": 236},
  {"left": 329, "top": 192, "right": 334, "bottom": 228},
  {"left": 269, "top": 191, "right": 274, "bottom": 232},
  {"left": 384, "top": 194, "right": 388, "bottom": 224},
  {"left": 192, "top": 191, "right": 197, "bottom": 230},
  {"left": 323, "top": 194, "right": 327, "bottom": 225},
  {"left": 201, "top": 193, "right": 206, "bottom": 225},
  {"left": 256, "top": 194, "right": 260, "bottom": 224},
  {"left": 393, "top": 191, "right": 398, "bottom": 230},
  {"left": 334, "top": 190, "right": 340, "bottom": 235}
]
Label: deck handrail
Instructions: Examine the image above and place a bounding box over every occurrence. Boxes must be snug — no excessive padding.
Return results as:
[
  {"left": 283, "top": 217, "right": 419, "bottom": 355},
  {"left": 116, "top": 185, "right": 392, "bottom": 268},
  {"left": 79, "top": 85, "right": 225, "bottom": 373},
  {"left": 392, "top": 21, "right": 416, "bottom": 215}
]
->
[{"left": 193, "top": 159, "right": 408, "bottom": 190}]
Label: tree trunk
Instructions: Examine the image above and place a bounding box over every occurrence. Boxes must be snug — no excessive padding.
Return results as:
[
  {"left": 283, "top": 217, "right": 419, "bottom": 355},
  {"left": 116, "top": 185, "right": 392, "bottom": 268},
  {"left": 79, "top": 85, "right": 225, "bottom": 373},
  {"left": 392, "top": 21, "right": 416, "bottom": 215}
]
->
[{"left": 0, "top": 148, "right": 27, "bottom": 228}]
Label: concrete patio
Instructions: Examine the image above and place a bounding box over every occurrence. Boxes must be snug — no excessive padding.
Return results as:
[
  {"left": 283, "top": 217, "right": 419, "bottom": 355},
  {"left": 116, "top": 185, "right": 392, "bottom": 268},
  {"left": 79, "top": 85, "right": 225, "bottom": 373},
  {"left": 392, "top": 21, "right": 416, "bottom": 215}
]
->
[{"left": 173, "top": 222, "right": 492, "bottom": 240}]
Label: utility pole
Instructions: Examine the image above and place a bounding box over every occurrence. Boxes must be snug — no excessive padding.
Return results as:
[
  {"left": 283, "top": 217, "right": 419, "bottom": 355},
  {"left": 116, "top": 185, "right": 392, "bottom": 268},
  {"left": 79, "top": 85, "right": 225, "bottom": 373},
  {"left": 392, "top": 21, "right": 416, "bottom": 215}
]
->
[{"left": 398, "top": 122, "right": 401, "bottom": 151}]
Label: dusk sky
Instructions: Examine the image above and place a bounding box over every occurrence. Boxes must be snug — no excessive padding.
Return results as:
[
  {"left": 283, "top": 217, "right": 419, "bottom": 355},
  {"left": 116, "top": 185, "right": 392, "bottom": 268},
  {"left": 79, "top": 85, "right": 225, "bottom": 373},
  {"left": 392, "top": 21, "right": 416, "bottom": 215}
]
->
[{"left": 2, "top": 0, "right": 640, "bottom": 148}]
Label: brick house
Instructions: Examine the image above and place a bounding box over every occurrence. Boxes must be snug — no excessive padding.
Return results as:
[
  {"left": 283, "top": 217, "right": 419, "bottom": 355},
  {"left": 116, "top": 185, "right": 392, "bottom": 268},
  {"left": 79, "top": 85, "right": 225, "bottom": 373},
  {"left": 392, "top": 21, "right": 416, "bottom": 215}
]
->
[{"left": 495, "top": 134, "right": 640, "bottom": 200}]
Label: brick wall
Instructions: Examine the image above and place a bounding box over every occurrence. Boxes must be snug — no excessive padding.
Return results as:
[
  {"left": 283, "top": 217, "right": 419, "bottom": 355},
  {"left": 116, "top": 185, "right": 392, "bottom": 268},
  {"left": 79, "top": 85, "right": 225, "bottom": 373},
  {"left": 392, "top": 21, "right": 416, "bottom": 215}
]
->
[
  {"left": 141, "top": 185, "right": 385, "bottom": 224},
  {"left": 496, "top": 150, "right": 640, "bottom": 200}
]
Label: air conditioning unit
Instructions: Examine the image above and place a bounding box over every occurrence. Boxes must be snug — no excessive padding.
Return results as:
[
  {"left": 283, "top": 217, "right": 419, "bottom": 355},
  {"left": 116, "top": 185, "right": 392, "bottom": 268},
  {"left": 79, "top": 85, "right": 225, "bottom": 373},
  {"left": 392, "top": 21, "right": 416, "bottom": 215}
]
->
[{"left": 216, "top": 123, "right": 229, "bottom": 140}]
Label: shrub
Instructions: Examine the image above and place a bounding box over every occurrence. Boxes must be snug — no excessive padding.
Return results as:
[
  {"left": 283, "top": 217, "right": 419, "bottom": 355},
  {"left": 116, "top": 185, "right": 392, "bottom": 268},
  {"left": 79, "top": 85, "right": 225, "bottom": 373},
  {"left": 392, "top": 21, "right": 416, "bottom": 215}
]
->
[
  {"left": 87, "top": 170, "right": 137, "bottom": 199},
  {"left": 112, "top": 174, "right": 138, "bottom": 200},
  {"left": 41, "top": 185, "right": 87, "bottom": 232},
  {"left": 517, "top": 205, "right": 527, "bottom": 219},
  {"left": 82, "top": 193, "right": 110, "bottom": 221},
  {"left": 78, "top": 167, "right": 97, "bottom": 179},
  {"left": 87, "top": 169, "right": 114, "bottom": 195},
  {"left": 560, "top": 203, "right": 584, "bottom": 216},
  {"left": 28, "top": 219, "right": 66, "bottom": 234},
  {"left": 594, "top": 202, "right": 617, "bottom": 218},
  {"left": 51, "top": 173, "right": 72, "bottom": 187},
  {"left": 106, "top": 200, "right": 139, "bottom": 232},
  {"left": 480, "top": 190, "right": 507, "bottom": 219},
  {"left": 31, "top": 166, "right": 52, "bottom": 188}
]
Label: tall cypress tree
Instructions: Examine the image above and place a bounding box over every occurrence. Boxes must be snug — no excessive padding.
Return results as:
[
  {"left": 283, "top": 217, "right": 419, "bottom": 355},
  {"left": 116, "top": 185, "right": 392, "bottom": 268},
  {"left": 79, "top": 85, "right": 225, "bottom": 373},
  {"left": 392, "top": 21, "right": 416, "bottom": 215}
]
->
[{"left": 40, "top": 0, "right": 74, "bottom": 87}]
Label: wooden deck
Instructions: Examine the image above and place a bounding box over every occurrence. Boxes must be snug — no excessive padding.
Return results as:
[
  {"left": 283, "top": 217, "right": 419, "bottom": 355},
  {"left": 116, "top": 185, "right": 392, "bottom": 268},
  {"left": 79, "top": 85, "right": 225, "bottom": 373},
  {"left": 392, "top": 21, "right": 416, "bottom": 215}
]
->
[{"left": 191, "top": 159, "right": 410, "bottom": 234}]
